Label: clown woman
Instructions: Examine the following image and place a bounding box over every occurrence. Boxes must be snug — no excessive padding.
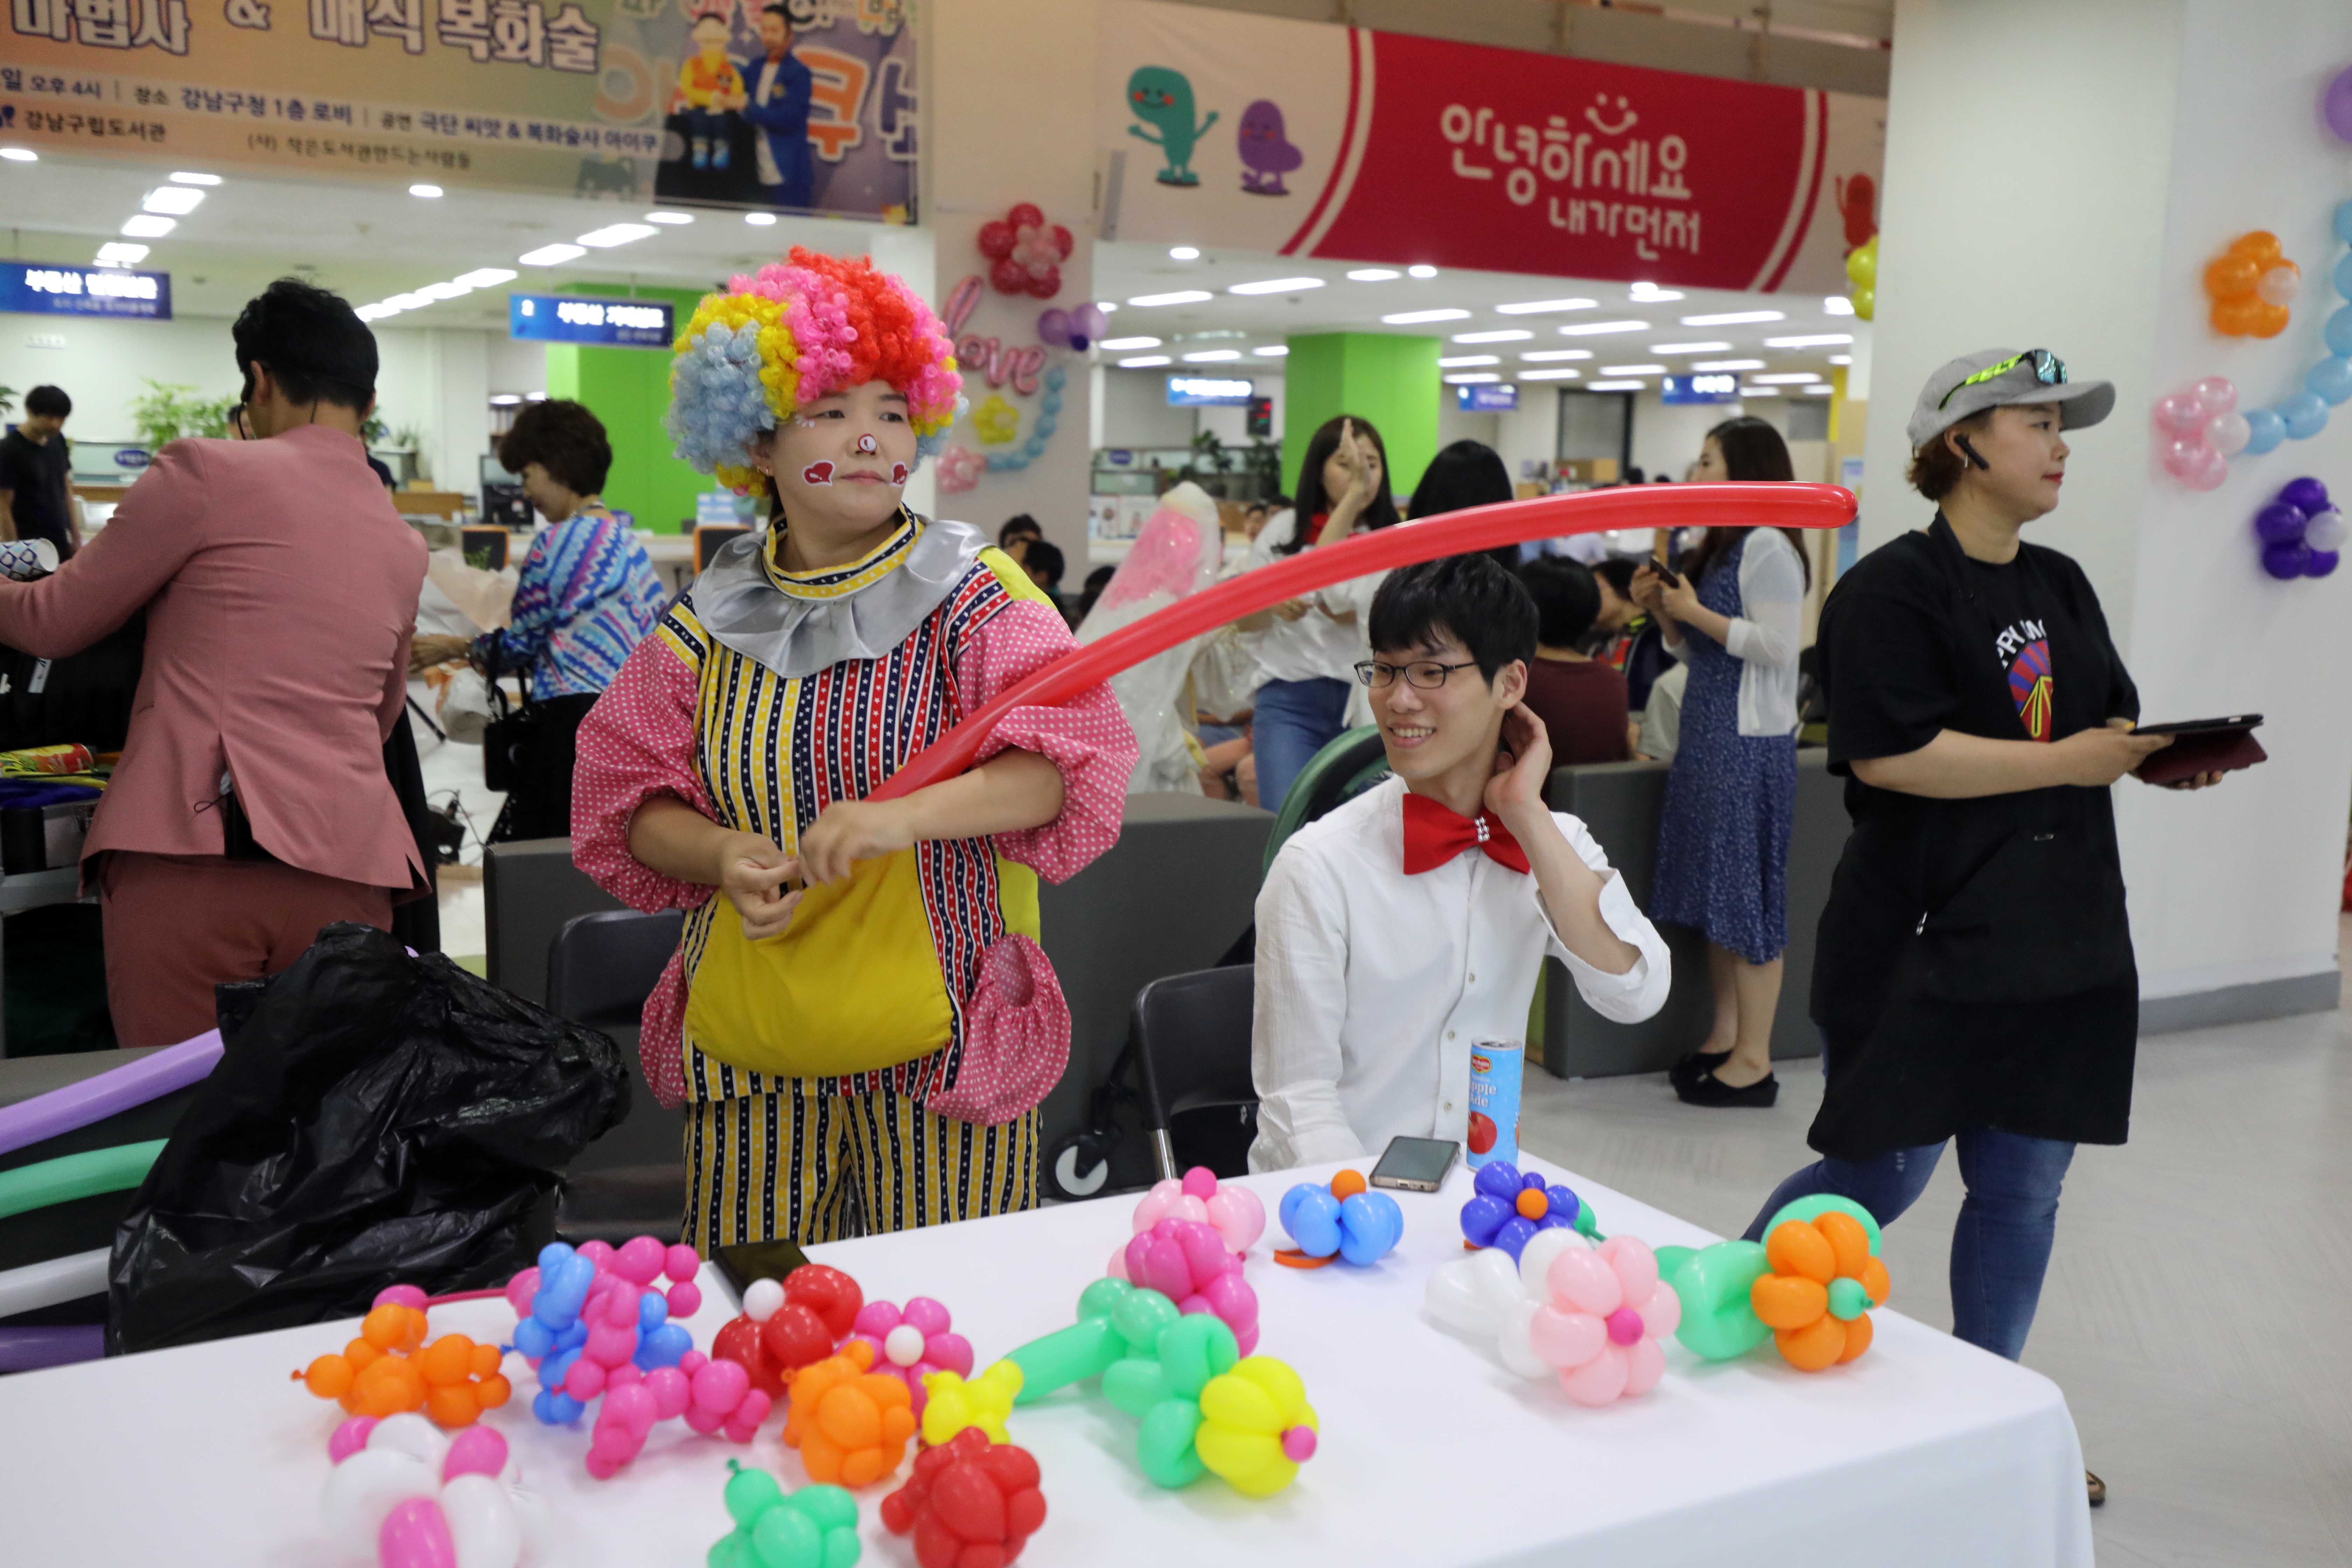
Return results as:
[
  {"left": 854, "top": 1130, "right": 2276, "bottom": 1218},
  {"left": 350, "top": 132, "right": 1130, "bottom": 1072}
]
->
[{"left": 573, "top": 250, "right": 1137, "bottom": 1248}]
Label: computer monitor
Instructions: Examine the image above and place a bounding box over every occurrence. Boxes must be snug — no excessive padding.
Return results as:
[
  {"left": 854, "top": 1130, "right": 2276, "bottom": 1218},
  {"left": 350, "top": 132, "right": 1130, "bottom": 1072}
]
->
[{"left": 481, "top": 453, "right": 522, "bottom": 489}]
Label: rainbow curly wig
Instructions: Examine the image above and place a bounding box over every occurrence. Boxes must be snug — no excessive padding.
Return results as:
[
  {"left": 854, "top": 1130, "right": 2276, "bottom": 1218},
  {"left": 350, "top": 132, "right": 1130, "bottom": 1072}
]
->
[{"left": 666, "top": 247, "right": 961, "bottom": 497}]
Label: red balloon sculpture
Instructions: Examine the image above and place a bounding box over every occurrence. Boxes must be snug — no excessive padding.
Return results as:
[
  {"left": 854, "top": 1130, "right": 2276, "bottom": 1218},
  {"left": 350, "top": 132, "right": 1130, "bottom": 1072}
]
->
[
  {"left": 976, "top": 202, "right": 1073, "bottom": 299},
  {"left": 873, "top": 482, "right": 1854, "bottom": 801}
]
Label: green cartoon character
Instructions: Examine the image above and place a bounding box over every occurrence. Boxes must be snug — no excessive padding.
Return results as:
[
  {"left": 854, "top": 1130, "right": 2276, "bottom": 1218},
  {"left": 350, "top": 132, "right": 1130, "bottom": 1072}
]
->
[{"left": 1126, "top": 65, "right": 1218, "bottom": 187}]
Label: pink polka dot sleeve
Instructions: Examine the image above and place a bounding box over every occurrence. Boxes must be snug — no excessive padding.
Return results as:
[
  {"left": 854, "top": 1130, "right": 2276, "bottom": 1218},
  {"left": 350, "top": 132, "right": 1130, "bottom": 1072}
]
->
[
  {"left": 958, "top": 599, "right": 1138, "bottom": 883},
  {"left": 569, "top": 632, "right": 719, "bottom": 915}
]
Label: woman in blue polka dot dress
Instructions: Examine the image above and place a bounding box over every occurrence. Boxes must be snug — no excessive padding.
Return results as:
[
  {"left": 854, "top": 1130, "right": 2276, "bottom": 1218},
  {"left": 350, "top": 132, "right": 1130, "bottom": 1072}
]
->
[{"left": 1635, "top": 418, "right": 1808, "bottom": 1108}]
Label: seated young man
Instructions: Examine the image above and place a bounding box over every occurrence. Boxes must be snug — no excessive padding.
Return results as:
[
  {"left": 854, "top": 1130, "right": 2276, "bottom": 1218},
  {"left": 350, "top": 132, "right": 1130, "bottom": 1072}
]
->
[
  {"left": 1250, "top": 555, "right": 1673, "bottom": 1172},
  {"left": 1517, "top": 556, "right": 1632, "bottom": 765}
]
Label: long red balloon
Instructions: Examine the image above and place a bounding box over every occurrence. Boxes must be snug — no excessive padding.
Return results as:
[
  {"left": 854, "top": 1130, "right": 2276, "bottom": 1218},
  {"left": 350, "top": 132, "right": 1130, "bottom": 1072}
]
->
[{"left": 873, "top": 482, "right": 1855, "bottom": 800}]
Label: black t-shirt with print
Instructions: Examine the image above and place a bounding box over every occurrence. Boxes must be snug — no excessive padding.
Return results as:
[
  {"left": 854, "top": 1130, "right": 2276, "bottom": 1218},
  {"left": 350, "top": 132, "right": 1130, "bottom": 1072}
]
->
[
  {"left": 0, "top": 429, "right": 74, "bottom": 556},
  {"left": 1806, "top": 514, "right": 2141, "bottom": 1157}
]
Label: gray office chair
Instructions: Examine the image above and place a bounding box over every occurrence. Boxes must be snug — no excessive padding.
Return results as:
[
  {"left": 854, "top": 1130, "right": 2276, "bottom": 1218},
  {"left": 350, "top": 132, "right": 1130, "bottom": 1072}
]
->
[
  {"left": 545, "top": 909, "right": 686, "bottom": 1241},
  {"left": 1131, "top": 964, "right": 1258, "bottom": 1181}
]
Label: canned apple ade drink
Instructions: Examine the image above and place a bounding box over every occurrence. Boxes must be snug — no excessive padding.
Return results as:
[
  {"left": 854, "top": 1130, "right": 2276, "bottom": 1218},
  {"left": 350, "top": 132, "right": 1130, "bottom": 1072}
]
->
[{"left": 1466, "top": 1039, "right": 1524, "bottom": 1168}]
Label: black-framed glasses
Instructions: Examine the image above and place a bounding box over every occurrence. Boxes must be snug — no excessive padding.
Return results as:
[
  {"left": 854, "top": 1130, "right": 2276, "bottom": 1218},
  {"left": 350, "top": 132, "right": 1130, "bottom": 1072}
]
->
[
  {"left": 1940, "top": 349, "right": 2066, "bottom": 409},
  {"left": 1354, "top": 658, "right": 1479, "bottom": 690}
]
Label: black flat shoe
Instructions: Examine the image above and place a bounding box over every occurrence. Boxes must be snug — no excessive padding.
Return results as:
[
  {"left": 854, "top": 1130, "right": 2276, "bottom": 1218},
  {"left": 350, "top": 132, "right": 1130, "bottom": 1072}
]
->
[
  {"left": 2086, "top": 1470, "right": 2105, "bottom": 1507},
  {"left": 1676, "top": 1069, "right": 1778, "bottom": 1108},
  {"left": 1669, "top": 1049, "right": 1731, "bottom": 1090}
]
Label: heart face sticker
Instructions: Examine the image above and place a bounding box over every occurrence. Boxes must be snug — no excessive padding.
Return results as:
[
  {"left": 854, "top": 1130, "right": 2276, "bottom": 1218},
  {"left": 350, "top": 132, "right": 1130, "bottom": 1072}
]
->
[
  {"left": 801, "top": 462, "right": 834, "bottom": 486},
  {"left": 890, "top": 462, "right": 909, "bottom": 485}
]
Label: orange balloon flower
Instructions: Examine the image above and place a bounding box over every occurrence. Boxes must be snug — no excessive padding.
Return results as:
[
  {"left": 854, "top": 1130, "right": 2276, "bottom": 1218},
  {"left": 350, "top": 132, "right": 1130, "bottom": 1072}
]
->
[
  {"left": 2206, "top": 231, "right": 2296, "bottom": 338},
  {"left": 1747, "top": 1210, "right": 1891, "bottom": 1372},
  {"left": 296, "top": 1306, "right": 511, "bottom": 1427},
  {"left": 784, "top": 1339, "right": 920, "bottom": 1487}
]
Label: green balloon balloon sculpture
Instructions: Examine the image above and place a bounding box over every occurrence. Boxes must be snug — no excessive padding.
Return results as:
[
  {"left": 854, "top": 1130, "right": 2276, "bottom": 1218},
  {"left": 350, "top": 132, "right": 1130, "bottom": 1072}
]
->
[
  {"left": 708, "top": 1462, "right": 860, "bottom": 1568},
  {"left": 997, "top": 1277, "right": 1318, "bottom": 1498},
  {"left": 1657, "top": 1195, "right": 1886, "bottom": 1363}
]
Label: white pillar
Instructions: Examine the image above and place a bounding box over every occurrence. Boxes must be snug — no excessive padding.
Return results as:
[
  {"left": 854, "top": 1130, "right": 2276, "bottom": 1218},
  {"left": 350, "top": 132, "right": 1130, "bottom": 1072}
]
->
[
  {"left": 920, "top": 0, "right": 1099, "bottom": 571},
  {"left": 1869, "top": 0, "right": 2352, "bottom": 1019}
]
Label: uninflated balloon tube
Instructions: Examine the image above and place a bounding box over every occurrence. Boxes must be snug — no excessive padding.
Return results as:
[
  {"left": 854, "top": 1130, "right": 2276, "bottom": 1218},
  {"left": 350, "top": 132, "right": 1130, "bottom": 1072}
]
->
[{"left": 872, "top": 483, "right": 1853, "bottom": 799}]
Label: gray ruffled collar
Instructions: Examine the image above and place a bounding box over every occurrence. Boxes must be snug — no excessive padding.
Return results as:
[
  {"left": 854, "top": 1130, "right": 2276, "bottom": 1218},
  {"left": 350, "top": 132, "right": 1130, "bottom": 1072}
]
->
[{"left": 688, "top": 511, "right": 990, "bottom": 680}]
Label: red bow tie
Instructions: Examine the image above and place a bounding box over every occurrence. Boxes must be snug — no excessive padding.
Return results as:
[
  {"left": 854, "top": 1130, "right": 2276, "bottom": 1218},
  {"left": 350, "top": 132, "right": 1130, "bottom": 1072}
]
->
[{"left": 1401, "top": 792, "right": 1531, "bottom": 876}]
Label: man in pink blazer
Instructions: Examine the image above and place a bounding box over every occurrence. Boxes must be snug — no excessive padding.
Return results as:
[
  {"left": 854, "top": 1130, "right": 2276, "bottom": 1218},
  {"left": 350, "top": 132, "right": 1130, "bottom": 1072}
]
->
[{"left": 0, "top": 279, "right": 428, "bottom": 1047}]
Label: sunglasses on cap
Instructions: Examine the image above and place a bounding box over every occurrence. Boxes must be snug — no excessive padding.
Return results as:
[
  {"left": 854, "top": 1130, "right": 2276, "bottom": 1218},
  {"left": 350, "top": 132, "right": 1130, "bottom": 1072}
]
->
[{"left": 1939, "top": 349, "right": 2066, "bottom": 409}]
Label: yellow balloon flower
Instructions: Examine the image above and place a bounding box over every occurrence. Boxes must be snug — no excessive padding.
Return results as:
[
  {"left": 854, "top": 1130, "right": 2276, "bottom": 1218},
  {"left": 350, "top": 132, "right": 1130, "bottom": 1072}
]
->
[
  {"left": 1192, "top": 1357, "right": 1318, "bottom": 1499},
  {"left": 973, "top": 394, "right": 1022, "bottom": 447},
  {"left": 919, "top": 1359, "right": 1023, "bottom": 1448}
]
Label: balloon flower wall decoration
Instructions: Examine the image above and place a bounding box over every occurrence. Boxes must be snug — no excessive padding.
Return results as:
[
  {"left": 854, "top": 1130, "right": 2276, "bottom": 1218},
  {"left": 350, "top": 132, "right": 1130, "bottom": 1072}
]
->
[
  {"left": 2198, "top": 201, "right": 2352, "bottom": 466},
  {"left": 2151, "top": 376, "right": 2244, "bottom": 491},
  {"left": 1843, "top": 234, "right": 1876, "bottom": 320},
  {"left": 2206, "top": 231, "right": 2298, "bottom": 339},
  {"left": 976, "top": 203, "right": 1073, "bottom": 299},
  {"left": 2252, "top": 475, "right": 2345, "bottom": 580}
]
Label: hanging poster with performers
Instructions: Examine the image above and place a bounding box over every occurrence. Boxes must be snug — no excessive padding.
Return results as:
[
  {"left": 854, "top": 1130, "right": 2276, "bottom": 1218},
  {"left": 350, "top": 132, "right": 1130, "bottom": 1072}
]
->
[
  {"left": 1098, "top": 0, "right": 1882, "bottom": 295},
  {"left": 0, "top": 0, "right": 915, "bottom": 216}
]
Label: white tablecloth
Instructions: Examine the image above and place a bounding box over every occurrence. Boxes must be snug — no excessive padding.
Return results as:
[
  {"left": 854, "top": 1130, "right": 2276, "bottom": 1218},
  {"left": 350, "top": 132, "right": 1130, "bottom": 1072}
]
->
[{"left": 0, "top": 1156, "right": 2092, "bottom": 1567}]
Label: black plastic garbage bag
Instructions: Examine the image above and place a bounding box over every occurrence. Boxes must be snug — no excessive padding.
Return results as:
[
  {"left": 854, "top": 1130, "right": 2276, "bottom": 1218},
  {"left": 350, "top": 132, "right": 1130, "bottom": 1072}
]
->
[{"left": 106, "top": 922, "right": 630, "bottom": 1353}]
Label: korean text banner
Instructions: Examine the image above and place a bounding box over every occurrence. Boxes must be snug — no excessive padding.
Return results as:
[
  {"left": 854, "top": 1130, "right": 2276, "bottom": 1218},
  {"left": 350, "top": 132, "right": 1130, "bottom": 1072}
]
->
[
  {"left": 1099, "top": 0, "right": 1883, "bottom": 294},
  {"left": 0, "top": 0, "right": 914, "bottom": 217}
]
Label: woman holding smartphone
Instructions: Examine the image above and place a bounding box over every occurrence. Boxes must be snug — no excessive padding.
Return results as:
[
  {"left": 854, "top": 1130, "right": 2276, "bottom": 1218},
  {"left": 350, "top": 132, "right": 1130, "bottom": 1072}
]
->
[
  {"left": 1241, "top": 415, "right": 1399, "bottom": 814},
  {"left": 1747, "top": 350, "right": 2221, "bottom": 1507},
  {"left": 1633, "top": 417, "right": 1808, "bottom": 1108}
]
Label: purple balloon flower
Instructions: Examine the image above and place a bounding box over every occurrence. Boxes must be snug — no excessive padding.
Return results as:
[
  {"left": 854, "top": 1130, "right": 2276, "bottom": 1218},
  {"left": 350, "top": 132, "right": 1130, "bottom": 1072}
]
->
[
  {"left": 2307, "top": 548, "right": 2342, "bottom": 579},
  {"left": 2253, "top": 502, "right": 2309, "bottom": 545},
  {"left": 2263, "top": 539, "right": 2315, "bottom": 580},
  {"left": 2278, "top": 476, "right": 2330, "bottom": 514}
]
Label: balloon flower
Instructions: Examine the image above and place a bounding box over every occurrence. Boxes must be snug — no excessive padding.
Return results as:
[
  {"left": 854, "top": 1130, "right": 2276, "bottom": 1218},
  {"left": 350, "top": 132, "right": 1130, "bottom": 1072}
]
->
[
  {"left": 783, "top": 1340, "right": 920, "bottom": 1488},
  {"left": 1424, "top": 1229, "right": 1676, "bottom": 1406},
  {"left": 2206, "top": 231, "right": 2298, "bottom": 338},
  {"left": 2251, "top": 474, "right": 2344, "bottom": 580},
  {"left": 321, "top": 1412, "right": 530, "bottom": 1568},
  {"left": 1107, "top": 1176, "right": 1263, "bottom": 1354},
  {"left": 975, "top": 202, "right": 1073, "bottom": 298},
  {"left": 1275, "top": 1167, "right": 1403, "bottom": 1268},
  {"left": 881, "top": 1427, "right": 1049, "bottom": 1568},
  {"left": 847, "top": 1297, "right": 974, "bottom": 1419},
  {"left": 709, "top": 1462, "right": 861, "bottom": 1568},
  {"left": 1119, "top": 1164, "right": 1267, "bottom": 1254},
  {"left": 2150, "top": 376, "right": 2243, "bottom": 491},
  {"left": 504, "top": 1236, "right": 770, "bottom": 1477},
  {"left": 1843, "top": 234, "right": 1877, "bottom": 321},
  {"left": 713, "top": 1263, "right": 866, "bottom": 1399},
  {"left": 298, "top": 1288, "right": 514, "bottom": 1428},
  {"left": 919, "top": 1360, "right": 1026, "bottom": 1449},
  {"left": 1459, "top": 1159, "right": 1597, "bottom": 1262},
  {"left": 1003, "top": 1277, "right": 1318, "bottom": 1497},
  {"left": 1654, "top": 1196, "right": 1891, "bottom": 1371}
]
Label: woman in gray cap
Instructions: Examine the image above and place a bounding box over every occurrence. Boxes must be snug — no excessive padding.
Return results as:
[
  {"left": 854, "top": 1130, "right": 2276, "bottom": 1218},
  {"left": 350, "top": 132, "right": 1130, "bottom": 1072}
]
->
[{"left": 1742, "top": 349, "right": 2224, "bottom": 1506}]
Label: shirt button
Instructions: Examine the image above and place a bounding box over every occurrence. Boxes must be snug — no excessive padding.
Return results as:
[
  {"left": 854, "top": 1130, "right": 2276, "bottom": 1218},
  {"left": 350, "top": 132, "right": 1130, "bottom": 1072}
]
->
[
  {"left": 1468, "top": 973, "right": 1476, "bottom": 984},
  {"left": 1446, "top": 1030, "right": 1456, "bottom": 1040},
  {"left": 1443, "top": 1101, "right": 1454, "bottom": 1111}
]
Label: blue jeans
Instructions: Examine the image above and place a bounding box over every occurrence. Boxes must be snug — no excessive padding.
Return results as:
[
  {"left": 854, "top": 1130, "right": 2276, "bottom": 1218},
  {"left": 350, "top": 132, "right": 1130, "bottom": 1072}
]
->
[
  {"left": 1250, "top": 677, "right": 1352, "bottom": 816},
  {"left": 1745, "top": 1128, "right": 2076, "bottom": 1361}
]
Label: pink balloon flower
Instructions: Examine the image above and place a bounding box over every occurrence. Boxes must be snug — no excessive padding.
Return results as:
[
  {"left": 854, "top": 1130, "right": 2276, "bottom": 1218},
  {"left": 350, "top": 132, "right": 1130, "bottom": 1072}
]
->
[
  {"left": 1523, "top": 1236, "right": 1680, "bottom": 1408},
  {"left": 848, "top": 1298, "right": 974, "bottom": 1417}
]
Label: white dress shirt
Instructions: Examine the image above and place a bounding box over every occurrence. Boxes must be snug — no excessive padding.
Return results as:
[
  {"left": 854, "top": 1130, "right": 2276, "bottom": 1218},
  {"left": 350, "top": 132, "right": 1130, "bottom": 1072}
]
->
[
  {"left": 1245, "top": 508, "right": 1387, "bottom": 686},
  {"left": 1248, "top": 775, "right": 1673, "bottom": 1172},
  {"left": 1668, "top": 526, "right": 1804, "bottom": 737}
]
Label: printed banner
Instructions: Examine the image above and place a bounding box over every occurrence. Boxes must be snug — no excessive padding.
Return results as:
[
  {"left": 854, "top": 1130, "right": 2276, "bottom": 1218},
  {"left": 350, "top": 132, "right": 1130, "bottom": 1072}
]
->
[
  {"left": 1099, "top": 0, "right": 1883, "bottom": 295},
  {"left": 0, "top": 0, "right": 915, "bottom": 215}
]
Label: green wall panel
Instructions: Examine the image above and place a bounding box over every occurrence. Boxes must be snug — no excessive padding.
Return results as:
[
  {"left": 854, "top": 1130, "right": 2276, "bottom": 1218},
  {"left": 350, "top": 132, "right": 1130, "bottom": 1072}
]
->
[
  {"left": 1280, "top": 332, "right": 1442, "bottom": 507},
  {"left": 541, "top": 282, "right": 707, "bottom": 533}
]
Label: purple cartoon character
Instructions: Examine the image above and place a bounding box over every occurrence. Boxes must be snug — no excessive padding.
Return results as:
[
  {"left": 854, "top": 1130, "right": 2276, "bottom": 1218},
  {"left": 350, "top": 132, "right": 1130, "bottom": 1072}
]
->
[{"left": 1238, "top": 98, "right": 1303, "bottom": 196}]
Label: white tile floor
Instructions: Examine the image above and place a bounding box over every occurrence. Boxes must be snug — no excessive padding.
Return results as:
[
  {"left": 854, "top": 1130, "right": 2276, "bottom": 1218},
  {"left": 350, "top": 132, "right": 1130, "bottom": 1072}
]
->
[{"left": 1518, "top": 921, "right": 2352, "bottom": 1566}]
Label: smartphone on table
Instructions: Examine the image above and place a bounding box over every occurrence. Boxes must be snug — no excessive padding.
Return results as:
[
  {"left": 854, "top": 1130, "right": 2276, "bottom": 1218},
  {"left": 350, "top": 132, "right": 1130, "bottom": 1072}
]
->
[
  {"left": 712, "top": 1237, "right": 813, "bottom": 1304},
  {"left": 1370, "top": 1135, "right": 1461, "bottom": 1193}
]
